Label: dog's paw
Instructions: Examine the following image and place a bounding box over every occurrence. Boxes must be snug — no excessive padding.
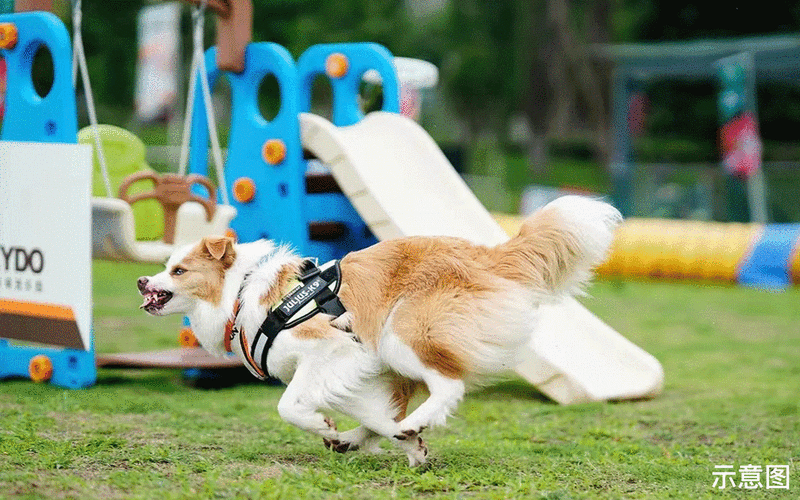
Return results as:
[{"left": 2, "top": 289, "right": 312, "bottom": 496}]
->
[
  {"left": 323, "top": 438, "right": 360, "bottom": 454},
  {"left": 405, "top": 436, "right": 428, "bottom": 467},
  {"left": 393, "top": 426, "right": 426, "bottom": 441}
]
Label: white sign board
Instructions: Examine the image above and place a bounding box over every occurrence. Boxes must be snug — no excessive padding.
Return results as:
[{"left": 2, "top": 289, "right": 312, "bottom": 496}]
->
[{"left": 0, "top": 141, "right": 93, "bottom": 351}]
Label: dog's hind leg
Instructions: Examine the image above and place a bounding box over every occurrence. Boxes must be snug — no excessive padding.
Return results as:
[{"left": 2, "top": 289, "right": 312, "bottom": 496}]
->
[
  {"left": 379, "top": 314, "right": 467, "bottom": 438},
  {"left": 341, "top": 401, "right": 429, "bottom": 466},
  {"left": 394, "top": 372, "right": 464, "bottom": 439},
  {"left": 328, "top": 377, "right": 413, "bottom": 453},
  {"left": 328, "top": 373, "right": 429, "bottom": 465},
  {"left": 330, "top": 417, "right": 428, "bottom": 466},
  {"left": 368, "top": 327, "right": 466, "bottom": 465}
]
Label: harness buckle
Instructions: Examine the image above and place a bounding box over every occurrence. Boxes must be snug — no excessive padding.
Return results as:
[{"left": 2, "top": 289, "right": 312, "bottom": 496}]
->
[{"left": 298, "top": 258, "right": 321, "bottom": 281}]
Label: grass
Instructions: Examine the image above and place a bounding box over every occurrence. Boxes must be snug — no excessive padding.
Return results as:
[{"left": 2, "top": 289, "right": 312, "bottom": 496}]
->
[{"left": 1, "top": 261, "right": 799, "bottom": 499}]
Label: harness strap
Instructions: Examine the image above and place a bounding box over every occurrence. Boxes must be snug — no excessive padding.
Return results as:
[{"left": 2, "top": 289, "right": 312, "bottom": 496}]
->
[
  {"left": 251, "top": 260, "right": 344, "bottom": 372},
  {"left": 223, "top": 298, "right": 267, "bottom": 379},
  {"left": 223, "top": 299, "right": 238, "bottom": 353},
  {"left": 226, "top": 259, "right": 345, "bottom": 379}
]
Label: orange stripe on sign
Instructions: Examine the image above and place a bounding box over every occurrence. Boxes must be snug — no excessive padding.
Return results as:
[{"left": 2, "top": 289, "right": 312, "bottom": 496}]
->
[{"left": 0, "top": 299, "right": 76, "bottom": 322}]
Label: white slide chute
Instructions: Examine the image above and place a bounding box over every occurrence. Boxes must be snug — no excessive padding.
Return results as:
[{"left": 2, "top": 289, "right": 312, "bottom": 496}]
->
[{"left": 300, "top": 111, "right": 664, "bottom": 404}]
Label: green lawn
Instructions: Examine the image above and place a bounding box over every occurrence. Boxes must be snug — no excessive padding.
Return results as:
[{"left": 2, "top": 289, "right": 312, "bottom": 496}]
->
[{"left": 1, "top": 261, "right": 799, "bottom": 499}]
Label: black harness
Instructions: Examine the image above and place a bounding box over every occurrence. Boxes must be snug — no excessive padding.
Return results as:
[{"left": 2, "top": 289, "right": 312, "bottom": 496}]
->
[{"left": 233, "top": 259, "right": 346, "bottom": 378}]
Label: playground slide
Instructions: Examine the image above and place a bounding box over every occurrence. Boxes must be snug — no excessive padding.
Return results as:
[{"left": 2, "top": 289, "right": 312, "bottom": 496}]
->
[{"left": 300, "top": 111, "right": 664, "bottom": 404}]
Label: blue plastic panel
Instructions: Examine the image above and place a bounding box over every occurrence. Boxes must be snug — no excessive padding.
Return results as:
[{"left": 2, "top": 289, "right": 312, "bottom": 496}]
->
[
  {"left": 0, "top": 340, "right": 95, "bottom": 389},
  {"left": 0, "top": 12, "right": 77, "bottom": 143},
  {"left": 297, "top": 43, "right": 399, "bottom": 126},
  {"left": 737, "top": 224, "right": 800, "bottom": 289},
  {"left": 189, "top": 43, "right": 309, "bottom": 250}
]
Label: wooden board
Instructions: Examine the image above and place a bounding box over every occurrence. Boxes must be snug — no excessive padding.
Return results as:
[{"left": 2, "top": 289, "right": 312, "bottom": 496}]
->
[{"left": 96, "top": 348, "right": 243, "bottom": 369}]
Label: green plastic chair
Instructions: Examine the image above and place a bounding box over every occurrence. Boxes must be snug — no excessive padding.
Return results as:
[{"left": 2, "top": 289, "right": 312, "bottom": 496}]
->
[{"left": 78, "top": 124, "right": 164, "bottom": 241}]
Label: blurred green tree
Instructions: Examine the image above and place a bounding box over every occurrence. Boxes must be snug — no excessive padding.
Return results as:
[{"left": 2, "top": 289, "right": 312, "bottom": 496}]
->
[
  {"left": 78, "top": 0, "right": 145, "bottom": 112},
  {"left": 74, "top": 0, "right": 411, "bottom": 115},
  {"left": 417, "top": 0, "right": 612, "bottom": 173}
]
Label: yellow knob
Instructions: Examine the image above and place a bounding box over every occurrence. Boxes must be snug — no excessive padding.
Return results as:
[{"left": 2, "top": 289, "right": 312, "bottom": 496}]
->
[
  {"left": 262, "top": 138, "right": 287, "bottom": 165},
  {"left": 29, "top": 355, "right": 53, "bottom": 383},
  {"left": 325, "top": 53, "right": 349, "bottom": 79},
  {"left": 233, "top": 177, "right": 257, "bottom": 203}
]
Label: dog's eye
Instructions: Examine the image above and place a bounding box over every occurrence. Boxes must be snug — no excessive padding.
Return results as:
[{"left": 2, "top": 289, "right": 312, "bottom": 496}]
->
[{"left": 171, "top": 267, "right": 187, "bottom": 276}]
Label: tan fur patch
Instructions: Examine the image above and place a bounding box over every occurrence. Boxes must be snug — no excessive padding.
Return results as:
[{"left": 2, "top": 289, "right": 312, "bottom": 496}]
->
[
  {"left": 170, "top": 241, "right": 231, "bottom": 306},
  {"left": 291, "top": 314, "right": 341, "bottom": 340},
  {"left": 389, "top": 376, "right": 421, "bottom": 421},
  {"left": 390, "top": 295, "right": 469, "bottom": 379},
  {"left": 335, "top": 237, "right": 505, "bottom": 378},
  {"left": 337, "top": 237, "right": 497, "bottom": 350},
  {"left": 259, "top": 262, "right": 302, "bottom": 310}
]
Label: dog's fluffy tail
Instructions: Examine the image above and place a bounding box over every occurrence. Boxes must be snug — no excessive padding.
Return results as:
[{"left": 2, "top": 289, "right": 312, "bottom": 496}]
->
[{"left": 490, "top": 195, "right": 621, "bottom": 297}]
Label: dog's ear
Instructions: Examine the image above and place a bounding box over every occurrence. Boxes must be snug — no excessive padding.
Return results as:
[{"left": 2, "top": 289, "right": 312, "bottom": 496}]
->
[{"left": 203, "top": 236, "right": 236, "bottom": 266}]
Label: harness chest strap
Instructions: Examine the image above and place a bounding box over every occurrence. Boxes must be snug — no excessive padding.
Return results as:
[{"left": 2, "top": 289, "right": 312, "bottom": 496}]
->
[
  {"left": 224, "top": 298, "right": 267, "bottom": 379},
  {"left": 225, "top": 259, "right": 345, "bottom": 380}
]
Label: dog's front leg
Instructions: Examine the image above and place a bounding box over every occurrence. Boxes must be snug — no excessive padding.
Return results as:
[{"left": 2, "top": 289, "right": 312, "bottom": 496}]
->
[{"left": 276, "top": 374, "right": 339, "bottom": 443}]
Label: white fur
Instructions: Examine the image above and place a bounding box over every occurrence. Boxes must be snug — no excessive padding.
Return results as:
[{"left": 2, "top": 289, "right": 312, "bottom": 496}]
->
[
  {"left": 194, "top": 240, "right": 280, "bottom": 356},
  {"left": 540, "top": 195, "right": 621, "bottom": 296},
  {"left": 379, "top": 320, "right": 465, "bottom": 431}
]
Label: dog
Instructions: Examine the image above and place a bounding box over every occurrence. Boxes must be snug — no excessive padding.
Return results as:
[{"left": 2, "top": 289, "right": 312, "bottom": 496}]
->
[{"left": 137, "top": 195, "right": 621, "bottom": 466}]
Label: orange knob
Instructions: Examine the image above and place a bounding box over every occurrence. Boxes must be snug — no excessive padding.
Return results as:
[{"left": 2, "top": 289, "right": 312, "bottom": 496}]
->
[
  {"left": 262, "top": 138, "right": 287, "bottom": 165},
  {"left": 0, "top": 23, "right": 18, "bottom": 50},
  {"left": 179, "top": 327, "right": 200, "bottom": 347},
  {"left": 325, "top": 53, "right": 349, "bottom": 79},
  {"left": 232, "top": 177, "right": 256, "bottom": 203},
  {"left": 29, "top": 355, "right": 53, "bottom": 383}
]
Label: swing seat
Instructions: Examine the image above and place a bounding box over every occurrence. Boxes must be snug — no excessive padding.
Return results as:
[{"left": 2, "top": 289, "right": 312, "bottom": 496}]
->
[
  {"left": 92, "top": 197, "right": 237, "bottom": 262},
  {"left": 79, "top": 125, "right": 165, "bottom": 241},
  {"left": 82, "top": 125, "right": 236, "bottom": 262}
]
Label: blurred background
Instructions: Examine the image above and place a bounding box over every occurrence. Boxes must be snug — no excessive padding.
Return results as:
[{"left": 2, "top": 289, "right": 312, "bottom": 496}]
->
[{"left": 5, "top": 0, "right": 800, "bottom": 222}]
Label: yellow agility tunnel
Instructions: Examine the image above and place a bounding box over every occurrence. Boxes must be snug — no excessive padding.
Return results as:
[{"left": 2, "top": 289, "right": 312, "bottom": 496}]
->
[{"left": 493, "top": 214, "right": 800, "bottom": 288}]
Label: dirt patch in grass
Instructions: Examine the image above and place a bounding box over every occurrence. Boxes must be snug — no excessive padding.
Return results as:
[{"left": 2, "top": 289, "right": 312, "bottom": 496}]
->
[
  {"left": 39, "top": 411, "right": 177, "bottom": 447},
  {"left": 6, "top": 469, "right": 132, "bottom": 500},
  {"left": 224, "top": 461, "right": 284, "bottom": 481}
]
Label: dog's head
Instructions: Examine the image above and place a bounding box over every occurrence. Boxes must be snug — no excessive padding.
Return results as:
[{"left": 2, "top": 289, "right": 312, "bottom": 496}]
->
[{"left": 137, "top": 236, "right": 237, "bottom": 316}]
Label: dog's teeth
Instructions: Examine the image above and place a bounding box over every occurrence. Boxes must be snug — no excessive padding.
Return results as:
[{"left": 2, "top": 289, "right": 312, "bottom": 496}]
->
[{"left": 140, "top": 292, "right": 157, "bottom": 310}]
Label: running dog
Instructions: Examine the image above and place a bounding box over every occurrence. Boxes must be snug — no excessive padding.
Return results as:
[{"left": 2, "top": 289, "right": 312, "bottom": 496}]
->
[{"left": 137, "top": 195, "right": 621, "bottom": 466}]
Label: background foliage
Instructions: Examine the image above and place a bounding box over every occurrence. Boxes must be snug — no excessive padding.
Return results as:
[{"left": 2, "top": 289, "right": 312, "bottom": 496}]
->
[
  {"left": 9, "top": 0, "right": 800, "bottom": 217},
  {"left": 69, "top": 1, "right": 800, "bottom": 156}
]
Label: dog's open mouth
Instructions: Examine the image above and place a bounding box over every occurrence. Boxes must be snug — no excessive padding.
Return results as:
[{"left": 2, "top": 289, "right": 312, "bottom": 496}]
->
[{"left": 140, "top": 289, "right": 173, "bottom": 314}]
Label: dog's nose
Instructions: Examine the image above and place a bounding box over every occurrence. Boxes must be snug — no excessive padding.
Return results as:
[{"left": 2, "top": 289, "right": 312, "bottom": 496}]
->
[{"left": 137, "top": 277, "right": 148, "bottom": 293}]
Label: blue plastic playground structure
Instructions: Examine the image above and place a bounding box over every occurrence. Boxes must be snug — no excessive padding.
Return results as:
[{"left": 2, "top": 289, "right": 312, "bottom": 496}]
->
[
  {"left": 0, "top": 10, "right": 404, "bottom": 388},
  {"left": 187, "top": 41, "right": 400, "bottom": 263}
]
